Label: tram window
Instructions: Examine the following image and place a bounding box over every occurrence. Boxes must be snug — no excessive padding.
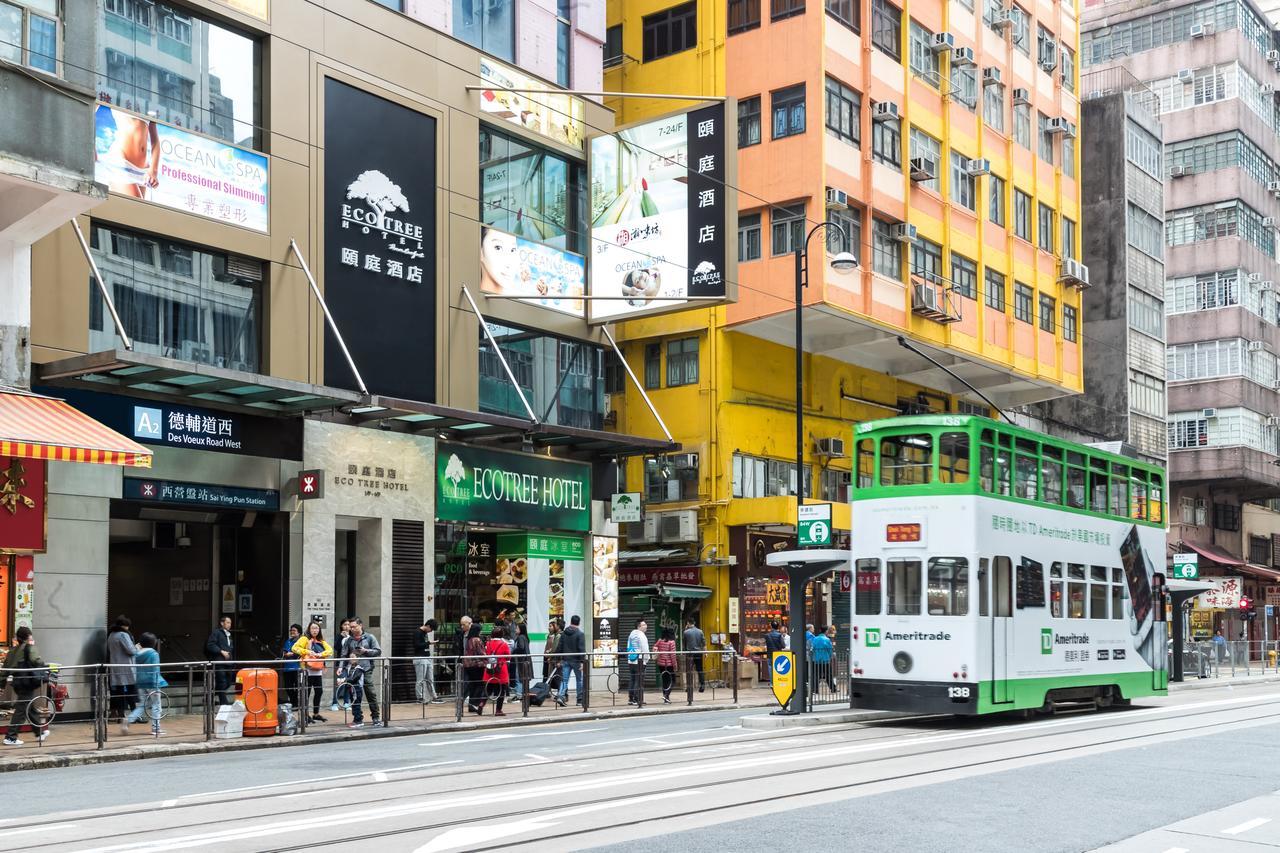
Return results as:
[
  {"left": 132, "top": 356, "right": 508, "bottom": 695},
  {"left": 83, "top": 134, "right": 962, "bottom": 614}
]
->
[
  {"left": 1066, "top": 466, "right": 1086, "bottom": 509},
  {"left": 1110, "top": 475, "right": 1129, "bottom": 518},
  {"left": 857, "top": 439, "right": 875, "bottom": 488},
  {"left": 927, "top": 557, "right": 969, "bottom": 615},
  {"left": 978, "top": 558, "right": 989, "bottom": 616},
  {"left": 1015, "top": 452, "right": 1038, "bottom": 500},
  {"left": 992, "top": 556, "right": 1013, "bottom": 617},
  {"left": 1090, "top": 471, "right": 1109, "bottom": 513},
  {"left": 980, "top": 446, "right": 995, "bottom": 492},
  {"left": 880, "top": 435, "right": 933, "bottom": 486},
  {"left": 1090, "top": 566, "right": 1107, "bottom": 582},
  {"left": 1041, "top": 457, "right": 1063, "bottom": 505},
  {"left": 1068, "top": 563, "right": 1086, "bottom": 580},
  {"left": 1110, "top": 579, "right": 1124, "bottom": 620},
  {"left": 1049, "top": 562, "right": 1064, "bottom": 618},
  {"left": 938, "top": 433, "right": 970, "bottom": 484},
  {"left": 1149, "top": 477, "right": 1164, "bottom": 523},
  {"left": 1015, "top": 557, "right": 1046, "bottom": 608},
  {"left": 1067, "top": 582, "right": 1086, "bottom": 618},
  {"left": 855, "top": 558, "right": 883, "bottom": 615},
  {"left": 1112, "top": 567, "right": 1123, "bottom": 583},
  {"left": 887, "top": 559, "right": 922, "bottom": 615},
  {"left": 1130, "top": 477, "right": 1147, "bottom": 520},
  {"left": 1089, "top": 581, "right": 1108, "bottom": 619},
  {"left": 995, "top": 450, "right": 1012, "bottom": 496}
]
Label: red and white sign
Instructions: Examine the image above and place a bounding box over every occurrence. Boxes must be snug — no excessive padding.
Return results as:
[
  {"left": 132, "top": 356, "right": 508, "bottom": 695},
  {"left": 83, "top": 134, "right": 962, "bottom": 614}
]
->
[
  {"left": 0, "top": 458, "right": 46, "bottom": 554},
  {"left": 1198, "top": 576, "right": 1244, "bottom": 610},
  {"left": 838, "top": 572, "right": 852, "bottom": 593},
  {"left": 619, "top": 566, "right": 700, "bottom": 586},
  {"left": 298, "top": 469, "right": 324, "bottom": 500}
]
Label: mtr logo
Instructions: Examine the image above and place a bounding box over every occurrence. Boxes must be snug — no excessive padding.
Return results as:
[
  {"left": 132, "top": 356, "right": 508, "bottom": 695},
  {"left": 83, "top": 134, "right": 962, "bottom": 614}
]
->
[{"left": 865, "top": 628, "right": 882, "bottom": 648}]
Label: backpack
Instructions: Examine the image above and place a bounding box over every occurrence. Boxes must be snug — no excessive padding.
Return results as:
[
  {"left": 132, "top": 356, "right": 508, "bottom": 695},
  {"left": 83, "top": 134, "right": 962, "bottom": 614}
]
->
[{"left": 11, "top": 646, "right": 44, "bottom": 693}]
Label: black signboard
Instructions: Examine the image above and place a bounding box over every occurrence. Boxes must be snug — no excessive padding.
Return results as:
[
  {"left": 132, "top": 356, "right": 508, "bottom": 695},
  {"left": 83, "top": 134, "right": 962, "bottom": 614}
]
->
[
  {"left": 124, "top": 477, "right": 280, "bottom": 511},
  {"left": 685, "top": 101, "right": 727, "bottom": 298},
  {"left": 323, "top": 78, "right": 437, "bottom": 402}
]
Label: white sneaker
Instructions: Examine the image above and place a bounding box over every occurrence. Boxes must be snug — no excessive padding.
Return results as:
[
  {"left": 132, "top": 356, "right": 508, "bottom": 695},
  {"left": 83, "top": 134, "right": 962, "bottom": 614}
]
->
[
  {"left": 37, "top": 730, "right": 50, "bottom": 742},
  {"left": 2, "top": 737, "right": 22, "bottom": 746},
  {"left": 329, "top": 703, "right": 340, "bottom": 712},
  {"left": 119, "top": 723, "right": 130, "bottom": 735}
]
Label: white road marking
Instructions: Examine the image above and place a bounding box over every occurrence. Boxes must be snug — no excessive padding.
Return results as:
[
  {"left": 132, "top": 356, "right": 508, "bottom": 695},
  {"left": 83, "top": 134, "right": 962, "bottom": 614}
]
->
[
  {"left": 569, "top": 726, "right": 740, "bottom": 749},
  {"left": 1223, "top": 817, "right": 1271, "bottom": 835},
  {"left": 1158, "top": 847, "right": 1188, "bottom": 853},
  {"left": 525, "top": 753, "right": 549, "bottom": 762},
  {"left": 160, "top": 801, "right": 176, "bottom": 809},
  {"left": 5, "top": 824, "right": 74, "bottom": 836},
  {"left": 176, "top": 760, "right": 462, "bottom": 799},
  {"left": 372, "top": 772, "right": 389, "bottom": 782},
  {"left": 419, "top": 727, "right": 606, "bottom": 747}
]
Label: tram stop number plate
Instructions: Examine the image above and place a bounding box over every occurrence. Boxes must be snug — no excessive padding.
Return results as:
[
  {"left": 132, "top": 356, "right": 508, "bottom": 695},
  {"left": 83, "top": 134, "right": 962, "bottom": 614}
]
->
[{"left": 771, "top": 651, "right": 795, "bottom": 709}]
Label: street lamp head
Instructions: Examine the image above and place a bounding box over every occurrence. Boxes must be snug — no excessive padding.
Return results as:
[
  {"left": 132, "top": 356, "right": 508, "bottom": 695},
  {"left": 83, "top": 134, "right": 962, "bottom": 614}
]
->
[{"left": 829, "top": 251, "right": 858, "bottom": 273}]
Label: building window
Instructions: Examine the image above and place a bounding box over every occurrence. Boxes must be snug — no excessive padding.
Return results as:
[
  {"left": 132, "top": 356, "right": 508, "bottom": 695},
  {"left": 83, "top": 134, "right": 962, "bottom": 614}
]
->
[
  {"left": 728, "top": 0, "right": 761, "bottom": 32},
  {"left": 1037, "top": 111, "right": 1055, "bottom": 162},
  {"left": 985, "top": 268, "right": 1006, "bottom": 312},
  {"left": 951, "top": 64, "right": 978, "bottom": 111},
  {"left": 950, "top": 152, "right": 976, "bottom": 211},
  {"left": 739, "top": 212, "right": 762, "bottom": 261},
  {"left": 644, "top": 343, "right": 661, "bottom": 389},
  {"left": 1126, "top": 119, "right": 1163, "bottom": 176},
  {"left": 772, "top": 0, "right": 805, "bottom": 21},
  {"left": 1214, "top": 502, "right": 1241, "bottom": 532},
  {"left": 873, "top": 218, "right": 903, "bottom": 281},
  {"left": 555, "top": 0, "right": 572, "bottom": 86},
  {"left": 1063, "top": 304, "right": 1077, "bottom": 341},
  {"left": 1166, "top": 200, "right": 1276, "bottom": 257},
  {"left": 820, "top": 468, "right": 852, "bottom": 502},
  {"left": 97, "top": 1, "right": 259, "bottom": 144},
  {"left": 872, "top": 109, "right": 901, "bottom": 167},
  {"left": 825, "top": 77, "right": 861, "bottom": 146},
  {"left": 1060, "top": 46, "right": 1075, "bottom": 93},
  {"left": 1037, "top": 24, "right": 1056, "bottom": 73},
  {"left": 772, "top": 203, "right": 807, "bottom": 255},
  {"left": 1013, "top": 102, "right": 1031, "bottom": 149},
  {"left": 826, "top": 0, "right": 858, "bottom": 30},
  {"left": 1127, "top": 203, "right": 1163, "bottom": 258},
  {"left": 1013, "top": 189, "right": 1031, "bottom": 241},
  {"left": 1037, "top": 203, "right": 1054, "bottom": 252},
  {"left": 604, "top": 24, "right": 623, "bottom": 66},
  {"left": 827, "top": 206, "right": 861, "bottom": 262},
  {"left": 646, "top": 454, "right": 700, "bottom": 502},
  {"left": 480, "top": 324, "right": 606, "bottom": 428},
  {"left": 1011, "top": 3, "right": 1029, "bottom": 55},
  {"left": 1061, "top": 216, "right": 1076, "bottom": 260},
  {"left": 909, "top": 20, "right": 940, "bottom": 83},
  {"left": 1, "top": 0, "right": 56, "bottom": 73},
  {"left": 871, "top": 0, "right": 902, "bottom": 61},
  {"left": 480, "top": 126, "right": 587, "bottom": 254},
  {"left": 733, "top": 454, "right": 812, "bottom": 498},
  {"left": 1014, "top": 282, "right": 1033, "bottom": 323},
  {"left": 1062, "top": 135, "right": 1075, "bottom": 178},
  {"left": 952, "top": 254, "right": 977, "bottom": 299},
  {"left": 667, "top": 337, "right": 699, "bottom": 386},
  {"left": 1251, "top": 535, "right": 1271, "bottom": 565},
  {"left": 1039, "top": 294, "right": 1056, "bottom": 332},
  {"left": 772, "top": 84, "right": 806, "bottom": 139},
  {"left": 604, "top": 350, "right": 626, "bottom": 394},
  {"left": 739, "top": 95, "right": 762, "bottom": 147},
  {"left": 1129, "top": 369, "right": 1165, "bottom": 418},
  {"left": 642, "top": 2, "right": 697, "bottom": 61},
  {"left": 989, "top": 174, "right": 1006, "bottom": 226},
  {"left": 911, "top": 237, "right": 943, "bottom": 285},
  {"left": 909, "top": 127, "right": 941, "bottom": 192},
  {"left": 89, "top": 223, "right": 261, "bottom": 372},
  {"left": 983, "top": 81, "right": 1005, "bottom": 132},
  {"left": 1129, "top": 286, "right": 1165, "bottom": 339},
  {"left": 453, "top": 0, "right": 515, "bottom": 62}
]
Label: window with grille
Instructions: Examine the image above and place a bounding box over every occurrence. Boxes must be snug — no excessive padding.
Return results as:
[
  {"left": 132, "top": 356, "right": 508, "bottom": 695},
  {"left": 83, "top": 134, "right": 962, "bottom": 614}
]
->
[
  {"left": 871, "top": 0, "right": 902, "bottom": 60},
  {"left": 643, "top": 2, "right": 697, "bottom": 61},
  {"left": 985, "top": 269, "right": 1006, "bottom": 312},
  {"left": 826, "top": 0, "right": 857, "bottom": 29},
  {"left": 739, "top": 212, "right": 762, "bottom": 261},
  {"left": 644, "top": 343, "right": 661, "bottom": 389},
  {"left": 772, "top": 0, "right": 805, "bottom": 20},
  {"left": 772, "top": 84, "right": 807, "bottom": 139},
  {"left": 738, "top": 96, "right": 762, "bottom": 147},
  {"left": 666, "top": 337, "right": 699, "bottom": 387},
  {"left": 1039, "top": 294, "right": 1056, "bottom": 332},
  {"left": 1214, "top": 502, "right": 1241, "bottom": 532},
  {"left": 952, "top": 254, "right": 977, "bottom": 299},
  {"left": 1014, "top": 283, "right": 1033, "bottom": 323},
  {"left": 825, "top": 77, "right": 861, "bottom": 146},
  {"left": 771, "top": 203, "right": 806, "bottom": 254},
  {"left": 1063, "top": 304, "right": 1077, "bottom": 341}
]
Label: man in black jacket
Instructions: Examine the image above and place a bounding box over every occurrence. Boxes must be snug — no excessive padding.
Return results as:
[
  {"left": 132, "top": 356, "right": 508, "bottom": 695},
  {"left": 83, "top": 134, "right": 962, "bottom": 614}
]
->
[
  {"left": 413, "top": 619, "right": 438, "bottom": 703},
  {"left": 763, "top": 621, "right": 786, "bottom": 684},
  {"left": 682, "top": 618, "right": 707, "bottom": 692},
  {"left": 556, "top": 614, "right": 586, "bottom": 708},
  {"left": 205, "top": 616, "right": 234, "bottom": 705}
]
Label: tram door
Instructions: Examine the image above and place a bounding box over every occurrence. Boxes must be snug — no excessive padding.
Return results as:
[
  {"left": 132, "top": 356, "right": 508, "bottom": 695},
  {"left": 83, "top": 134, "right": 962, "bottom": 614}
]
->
[{"left": 991, "top": 556, "right": 1014, "bottom": 704}]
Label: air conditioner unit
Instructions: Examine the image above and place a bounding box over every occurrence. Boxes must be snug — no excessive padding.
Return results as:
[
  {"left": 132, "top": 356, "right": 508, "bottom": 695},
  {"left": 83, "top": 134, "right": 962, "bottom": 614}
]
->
[
  {"left": 1263, "top": 280, "right": 1277, "bottom": 291},
  {"left": 891, "top": 222, "right": 918, "bottom": 242},
  {"left": 1190, "top": 23, "right": 1210, "bottom": 38},
  {"left": 983, "top": 67, "right": 1002, "bottom": 86},
  {"left": 1272, "top": 380, "right": 1280, "bottom": 391},
  {"left": 1012, "top": 86, "right": 1031, "bottom": 105},
  {"left": 952, "top": 46, "right": 976, "bottom": 66},
  {"left": 1039, "top": 48, "right": 1058, "bottom": 72},
  {"left": 1267, "top": 415, "right": 1280, "bottom": 427},
  {"left": 1270, "top": 180, "right": 1280, "bottom": 193},
  {"left": 932, "top": 32, "right": 956, "bottom": 52},
  {"left": 991, "top": 10, "right": 1014, "bottom": 28},
  {"left": 1267, "top": 49, "right": 1279, "bottom": 61},
  {"left": 966, "top": 158, "right": 992, "bottom": 176},
  {"left": 1047, "top": 117, "right": 1077, "bottom": 137},
  {"left": 625, "top": 515, "right": 658, "bottom": 545},
  {"left": 1169, "top": 165, "right": 1188, "bottom": 178},
  {"left": 1178, "top": 68, "right": 1195, "bottom": 83},
  {"left": 1264, "top": 84, "right": 1276, "bottom": 95},
  {"left": 913, "top": 281, "right": 942, "bottom": 313},
  {"left": 826, "top": 187, "right": 849, "bottom": 207},
  {"left": 1265, "top": 216, "right": 1277, "bottom": 227},
  {"left": 909, "top": 157, "right": 937, "bottom": 181},
  {"left": 815, "top": 437, "right": 847, "bottom": 458},
  {"left": 872, "top": 101, "right": 900, "bottom": 122},
  {"left": 659, "top": 510, "right": 698, "bottom": 544},
  {"left": 1273, "top": 59, "right": 1280, "bottom": 72},
  {"left": 1202, "top": 407, "right": 1218, "bottom": 419},
  {"left": 1058, "top": 258, "right": 1091, "bottom": 289},
  {"left": 1248, "top": 271, "right": 1263, "bottom": 282},
  {"left": 1248, "top": 340, "right": 1265, "bottom": 352}
]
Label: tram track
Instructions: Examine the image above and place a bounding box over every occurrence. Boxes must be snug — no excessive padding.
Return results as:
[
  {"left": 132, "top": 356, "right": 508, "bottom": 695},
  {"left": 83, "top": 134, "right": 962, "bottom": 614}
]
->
[{"left": 26, "top": 691, "right": 1280, "bottom": 853}]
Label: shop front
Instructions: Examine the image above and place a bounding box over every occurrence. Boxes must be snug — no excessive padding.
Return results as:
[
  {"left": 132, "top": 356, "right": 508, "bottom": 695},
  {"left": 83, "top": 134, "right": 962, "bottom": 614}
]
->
[
  {"left": 617, "top": 564, "right": 711, "bottom": 650},
  {"left": 434, "top": 441, "right": 593, "bottom": 664}
]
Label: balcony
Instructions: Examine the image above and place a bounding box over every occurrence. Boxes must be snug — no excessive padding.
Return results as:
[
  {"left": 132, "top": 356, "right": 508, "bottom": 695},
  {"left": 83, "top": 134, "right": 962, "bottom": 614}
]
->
[
  {"left": 910, "top": 276, "right": 961, "bottom": 324},
  {"left": 1167, "top": 446, "right": 1280, "bottom": 501}
]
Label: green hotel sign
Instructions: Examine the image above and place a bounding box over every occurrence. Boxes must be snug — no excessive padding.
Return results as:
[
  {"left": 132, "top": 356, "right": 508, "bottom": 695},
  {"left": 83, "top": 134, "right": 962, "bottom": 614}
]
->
[{"left": 436, "top": 442, "right": 591, "bottom": 531}]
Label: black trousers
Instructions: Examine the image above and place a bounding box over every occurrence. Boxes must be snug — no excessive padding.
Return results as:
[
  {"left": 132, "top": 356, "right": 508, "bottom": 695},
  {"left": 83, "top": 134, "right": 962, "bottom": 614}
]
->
[
  {"left": 690, "top": 655, "right": 705, "bottom": 690},
  {"left": 305, "top": 673, "right": 324, "bottom": 714},
  {"left": 282, "top": 671, "right": 301, "bottom": 708},
  {"left": 628, "top": 663, "right": 646, "bottom": 705},
  {"left": 213, "top": 666, "right": 233, "bottom": 705},
  {"left": 658, "top": 665, "right": 676, "bottom": 699},
  {"left": 109, "top": 683, "right": 138, "bottom": 715}
]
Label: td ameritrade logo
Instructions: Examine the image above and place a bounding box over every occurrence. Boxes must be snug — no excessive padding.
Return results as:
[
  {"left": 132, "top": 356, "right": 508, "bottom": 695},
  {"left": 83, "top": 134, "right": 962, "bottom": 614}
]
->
[
  {"left": 865, "top": 628, "right": 882, "bottom": 648},
  {"left": 866, "top": 629, "right": 951, "bottom": 646},
  {"left": 1042, "top": 629, "right": 1090, "bottom": 654}
]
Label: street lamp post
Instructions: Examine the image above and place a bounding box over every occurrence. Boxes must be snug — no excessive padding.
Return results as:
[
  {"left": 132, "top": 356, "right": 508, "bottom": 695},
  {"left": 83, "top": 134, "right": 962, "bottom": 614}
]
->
[{"left": 785, "top": 221, "right": 856, "bottom": 712}]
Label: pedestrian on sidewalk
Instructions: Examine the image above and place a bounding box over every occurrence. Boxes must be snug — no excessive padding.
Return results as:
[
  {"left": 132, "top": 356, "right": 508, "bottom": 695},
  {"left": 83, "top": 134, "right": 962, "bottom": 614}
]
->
[
  {"left": 764, "top": 621, "right": 786, "bottom": 683},
  {"left": 682, "top": 618, "right": 706, "bottom": 693},
  {"left": 557, "top": 615, "right": 586, "bottom": 708},
  {"left": 107, "top": 616, "right": 138, "bottom": 724},
  {"left": 205, "top": 616, "right": 234, "bottom": 706},
  {"left": 125, "top": 632, "right": 167, "bottom": 737},
  {"left": 823, "top": 625, "right": 838, "bottom": 692},
  {"left": 810, "top": 625, "right": 833, "bottom": 698},
  {"left": 511, "top": 623, "right": 531, "bottom": 703},
  {"left": 281, "top": 623, "right": 303, "bottom": 709},
  {"left": 293, "top": 621, "right": 332, "bottom": 723},
  {"left": 480, "top": 626, "right": 511, "bottom": 716},
  {"left": 414, "top": 619, "right": 439, "bottom": 704},
  {"left": 655, "top": 627, "right": 677, "bottom": 704},
  {"left": 463, "top": 623, "right": 485, "bottom": 714},
  {"left": 627, "top": 620, "right": 650, "bottom": 707},
  {"left": 543, "top": 619, "right": 562, "bottom": 682},
  {"left": 340, "top": 618, "right": 381, "bottom": 728},
  {"left": 330, "top": 619, "right": 351, "bottom": 712},
  {"left": 3, "top": 627, "right": 49, "bottom": 746}
]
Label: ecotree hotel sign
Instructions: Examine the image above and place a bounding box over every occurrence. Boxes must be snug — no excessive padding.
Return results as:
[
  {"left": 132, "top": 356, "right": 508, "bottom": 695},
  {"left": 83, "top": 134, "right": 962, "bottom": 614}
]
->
[{"left": 436, "top": 443, "right": 590, "bottom": 531}]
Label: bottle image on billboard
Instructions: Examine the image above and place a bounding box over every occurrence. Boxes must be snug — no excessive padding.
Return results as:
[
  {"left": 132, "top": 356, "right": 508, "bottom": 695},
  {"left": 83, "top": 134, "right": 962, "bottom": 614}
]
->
[{"left": 1119, "top": 525, "right": 1155, "bottom": 657}]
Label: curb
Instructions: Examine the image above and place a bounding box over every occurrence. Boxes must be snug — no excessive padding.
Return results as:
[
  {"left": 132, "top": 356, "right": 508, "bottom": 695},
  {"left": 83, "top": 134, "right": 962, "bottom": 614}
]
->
[
  {"left": 1169, "top": 674, "right": 1280, "bottom": 691},
  {"left": 740, "top": 709, "right": 900, "bottom": 729},
  {"left": 0, "top": 698, "right": 769, "bottom": 774}
]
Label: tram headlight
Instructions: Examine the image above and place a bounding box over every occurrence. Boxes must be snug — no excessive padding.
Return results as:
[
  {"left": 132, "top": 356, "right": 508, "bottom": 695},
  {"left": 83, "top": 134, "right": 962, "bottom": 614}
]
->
[{"left": 892, "top": 651, "right": 913, "bottom": 674}]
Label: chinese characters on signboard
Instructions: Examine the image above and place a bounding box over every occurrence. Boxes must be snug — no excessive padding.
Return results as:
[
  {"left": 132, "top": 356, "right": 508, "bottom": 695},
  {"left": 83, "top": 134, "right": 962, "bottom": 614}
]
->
[
  {"left": 133, "top": 405, "right": 239, "bottom": 451},
  {"left": 1197, "top": 576, "right": 1244, "bottom": 609},
  {"left": 589, "top": 103, "right": 729, "bottom": 321},
  {"left": 94, "top": 104, "right": 269, "bottom": 232}
]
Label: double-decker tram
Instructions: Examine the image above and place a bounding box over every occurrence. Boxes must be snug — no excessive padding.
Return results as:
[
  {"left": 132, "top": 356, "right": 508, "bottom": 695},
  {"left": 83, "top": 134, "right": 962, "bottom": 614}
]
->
[{"left": 848, "top": 414, "right": 1169, "bottom": 715}]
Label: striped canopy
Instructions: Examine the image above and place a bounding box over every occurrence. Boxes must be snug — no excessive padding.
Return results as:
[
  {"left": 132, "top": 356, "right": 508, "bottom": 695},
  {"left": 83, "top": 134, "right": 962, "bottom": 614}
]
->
[{"left": 0, "top": 391, "right": 152, "bottom": 467}]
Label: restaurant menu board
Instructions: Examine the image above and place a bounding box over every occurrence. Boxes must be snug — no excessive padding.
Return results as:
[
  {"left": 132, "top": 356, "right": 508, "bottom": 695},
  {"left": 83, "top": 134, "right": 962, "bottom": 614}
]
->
[{"left": 592, "top": 536, "right": 619, "bottom": 667}]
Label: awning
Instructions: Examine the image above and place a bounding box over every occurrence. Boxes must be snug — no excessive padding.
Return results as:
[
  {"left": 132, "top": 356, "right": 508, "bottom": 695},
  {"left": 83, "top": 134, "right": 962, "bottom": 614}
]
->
[
  {"left": 1242, "top": 563, "right": 1280, "bottom": 582},
  {"left": 0, "top": 390, "right": 151, "bottom": 467},
  {"left": 621, "top": 583, "right": 713, "bottom": 601},
  {"left": 619, "top": 549, "right": 689, "bottom": 562},
  {"left": 1181, "top": 541, "right": 1245, "bottom": 567}
]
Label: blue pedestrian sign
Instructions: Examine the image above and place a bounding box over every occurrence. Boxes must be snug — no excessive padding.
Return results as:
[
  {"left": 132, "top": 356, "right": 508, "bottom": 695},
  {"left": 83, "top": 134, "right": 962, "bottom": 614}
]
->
[{"left": 771, "top": 651, "right": 795, "bottom": 708}]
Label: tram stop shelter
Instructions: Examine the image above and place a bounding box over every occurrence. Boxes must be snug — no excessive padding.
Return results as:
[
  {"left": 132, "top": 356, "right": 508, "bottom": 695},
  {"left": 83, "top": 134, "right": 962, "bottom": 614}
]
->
[{"left": 1168, "top": 578, "right": 1217, "bottom": 682}]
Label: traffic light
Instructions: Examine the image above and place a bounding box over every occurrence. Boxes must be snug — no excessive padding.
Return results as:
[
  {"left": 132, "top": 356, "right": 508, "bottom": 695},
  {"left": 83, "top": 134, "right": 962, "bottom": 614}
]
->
[{"left": 1240, "top": 596, "right": 1257, "bottom": 621}]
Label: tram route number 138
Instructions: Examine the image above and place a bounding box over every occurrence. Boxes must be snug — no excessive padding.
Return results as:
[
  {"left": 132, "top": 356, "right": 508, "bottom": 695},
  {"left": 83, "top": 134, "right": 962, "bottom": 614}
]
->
[{"left": 947, "top": 686, "right": 971, "bottom": 699}]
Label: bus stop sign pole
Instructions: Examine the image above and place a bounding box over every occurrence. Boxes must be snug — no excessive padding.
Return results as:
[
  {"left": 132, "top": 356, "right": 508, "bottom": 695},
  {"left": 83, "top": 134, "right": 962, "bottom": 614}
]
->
[{"left": 768, "top": 551, "right": 848, "bottom": 714}]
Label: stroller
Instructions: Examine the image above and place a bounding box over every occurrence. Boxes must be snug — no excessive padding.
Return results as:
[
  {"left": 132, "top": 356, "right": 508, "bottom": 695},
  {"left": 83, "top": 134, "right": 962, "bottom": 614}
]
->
[{"left": 526, "top": 668, "right": 562, "bottom": 707}]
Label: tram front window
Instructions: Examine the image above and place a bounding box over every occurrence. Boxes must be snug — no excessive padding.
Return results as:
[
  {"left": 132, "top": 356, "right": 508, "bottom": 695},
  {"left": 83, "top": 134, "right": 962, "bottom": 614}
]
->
[
  {"left": 927, "top": 557, "right": 969, "bottom": 615},
  {"left": 880, "top": 435, "right": 933, "bottom": 485},
  {"left": 855, "top": 558, "right": 882, "bottom": 615},
  {"left": 887, "top": 559, "right": 922, "bottom": 615}
]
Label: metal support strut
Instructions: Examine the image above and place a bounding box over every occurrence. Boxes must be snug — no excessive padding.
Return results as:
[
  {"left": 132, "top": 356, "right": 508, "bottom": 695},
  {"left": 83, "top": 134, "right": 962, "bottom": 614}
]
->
[
  {"left": 460, "top": 285, "right": 539, "bottom": 425},
  {"left": 599, "top": 324, "right": 675, "bottom": 445},
  {"left": 72, "top": 220, "right": 133, "bottom": 351},
  {"left": 288, "top": 238, "right": 369, "bottom": 397}
]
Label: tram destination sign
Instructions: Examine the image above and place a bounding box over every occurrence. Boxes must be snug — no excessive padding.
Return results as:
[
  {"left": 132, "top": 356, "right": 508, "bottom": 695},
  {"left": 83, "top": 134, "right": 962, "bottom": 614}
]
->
[{"left": 436, "top": 442, "right": 590, "bottom": 531}]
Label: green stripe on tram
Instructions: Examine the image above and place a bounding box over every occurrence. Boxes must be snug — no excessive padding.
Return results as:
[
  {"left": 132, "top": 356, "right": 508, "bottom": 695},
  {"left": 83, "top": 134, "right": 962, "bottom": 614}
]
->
[{"left": 975, "top": 671, "right": 1166, "bottom": 714}]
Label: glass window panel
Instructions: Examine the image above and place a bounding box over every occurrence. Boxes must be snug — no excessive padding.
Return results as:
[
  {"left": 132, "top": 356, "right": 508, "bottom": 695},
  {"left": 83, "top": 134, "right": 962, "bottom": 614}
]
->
[
  {"left": 887, "top": 559, "right": 922, "bottom": 615},
  {"left": 855, "top": 558, "right": 882, "bottom": 615},
  {"left": 927, "top": 557, "right": 969, "bottom": 615}
]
